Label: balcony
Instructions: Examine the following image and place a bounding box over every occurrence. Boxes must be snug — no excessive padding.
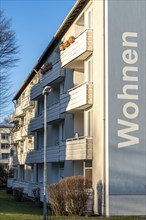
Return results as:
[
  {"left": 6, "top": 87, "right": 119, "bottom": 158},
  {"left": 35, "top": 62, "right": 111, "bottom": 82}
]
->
[
  {"left": 15, "top": 105, "right": 24, "bottom": 117},
  {"left": 29, "top": 113, "right": 43, "bottom": 132},
  {"left": 9, "top": 113, "right": 18, "bottom": 123},
  {"left": 0, "top": 159, "right": 8, "bottom": 164},
  {"left": 60, "top": 82, "right": 93, "bottom": 113},
  {"left": 66, "top": 136, "right": 93, "bottom": 160},
  {"left": 22, "top": 97, "right": 35, "bottom": 110},
  {"left": 60, "top": 30, "right": 93, "bottom": 68},
  {"left": 30, "top": 82, "right": 43, "bottom": 100},
  {"left": 42, "top": 61, "right": 65, "bottom": 87},
  {"left": 0, "top": 139, "right": 10, "bottom": 144},
  {"left": 12, "top": 130, "right": 22, "bottom": 142},
  {"left": 21, "top": 125, "right": 29, "bottom": 137},
  {"left": 29, "top": 103, "right": 64, "bottom": 132},
  {"left": 26, "top": 144, "right": 65, "bottom": 164},
  {"left": 47, "top": 103, "right": 64, "bottom": 124},
  {"left": 7, "top": 179, "right": 38, "bottom": 197},
  {"left": 0, "top": 149, "right": 10, "bottom": 154}
]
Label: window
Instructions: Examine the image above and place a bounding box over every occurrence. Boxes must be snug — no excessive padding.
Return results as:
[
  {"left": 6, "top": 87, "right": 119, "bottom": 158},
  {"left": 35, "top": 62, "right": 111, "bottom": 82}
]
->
[
  {"left": 1, "top": 133, "right": 9, "bottom": 140},
  {"left": 84, "top": 161, "right": 92, "bottom": 187},
  {"left": 2, "top": 153, "right": 9, "bottom": 159},
  {"left": 1, "top": 144, "right": 9, "bottom": 149}
]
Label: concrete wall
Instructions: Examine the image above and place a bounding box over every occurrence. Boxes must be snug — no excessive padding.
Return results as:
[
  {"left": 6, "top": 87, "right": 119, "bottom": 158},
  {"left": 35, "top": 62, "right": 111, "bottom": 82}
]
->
[{"left": 92, "top": 0, "right": 105, "bottom": 215}]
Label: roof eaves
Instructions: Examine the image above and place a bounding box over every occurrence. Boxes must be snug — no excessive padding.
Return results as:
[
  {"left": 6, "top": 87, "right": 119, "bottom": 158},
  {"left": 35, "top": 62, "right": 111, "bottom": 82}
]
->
[{"left": 13, "top": 0, "right": 89, "bottom": 101}]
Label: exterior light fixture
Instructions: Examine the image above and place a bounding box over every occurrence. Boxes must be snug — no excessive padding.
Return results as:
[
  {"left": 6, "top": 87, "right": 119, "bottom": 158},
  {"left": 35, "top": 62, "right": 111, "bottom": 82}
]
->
[{"left": 42, "top": 86, "right": 52, "bottom": 220}]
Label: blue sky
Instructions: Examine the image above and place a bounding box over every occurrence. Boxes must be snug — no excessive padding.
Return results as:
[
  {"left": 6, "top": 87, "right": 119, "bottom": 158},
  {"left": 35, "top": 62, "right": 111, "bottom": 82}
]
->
[{"left": 1, "top": 0, "right": 75, "bottom": 116}]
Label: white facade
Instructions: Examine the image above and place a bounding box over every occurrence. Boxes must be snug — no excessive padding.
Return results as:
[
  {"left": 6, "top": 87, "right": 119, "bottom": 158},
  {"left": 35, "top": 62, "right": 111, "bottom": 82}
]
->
[
  {"left": 0, "top": 125, "right": 12, "bottom": 170},
  {"left": 7, "top": 0, "right": 146, "bottom": 216}
]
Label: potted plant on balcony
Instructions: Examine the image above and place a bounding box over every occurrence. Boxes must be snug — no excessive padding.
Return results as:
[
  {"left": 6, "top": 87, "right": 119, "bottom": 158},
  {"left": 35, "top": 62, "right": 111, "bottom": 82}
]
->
[
  {"left": 63, "top": 40, "right": 70, "bottom": 49},
  {"left": 41, "top": 62, "right": 52, "bottom": 74},
  {"left": 46, "top": 62, "right": 52, "bottom": 71},
  {"left": 68, "top": 36, "right": 75, "bottom": 44},
  {"left": 59, "top": 44, "right": 65, "bottom": 51}
]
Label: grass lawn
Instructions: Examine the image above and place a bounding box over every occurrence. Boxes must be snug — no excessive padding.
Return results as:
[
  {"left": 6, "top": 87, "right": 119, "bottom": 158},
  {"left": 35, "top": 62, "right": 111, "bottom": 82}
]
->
[
  {"left": 0, "top": 190, "right": 43, "bottom": 220},
  {"left": 0, "top": 190, "right": 145, "bottom": 220}
]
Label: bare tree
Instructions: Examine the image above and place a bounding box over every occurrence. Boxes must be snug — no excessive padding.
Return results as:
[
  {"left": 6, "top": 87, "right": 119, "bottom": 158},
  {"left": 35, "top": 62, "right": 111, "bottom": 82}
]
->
[{"left": 0, "top": 10, "right": 19, "bottom": 120}]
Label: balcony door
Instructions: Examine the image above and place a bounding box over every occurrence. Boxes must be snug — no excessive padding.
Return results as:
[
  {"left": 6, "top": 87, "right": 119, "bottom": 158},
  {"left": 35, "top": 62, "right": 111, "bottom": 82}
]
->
[
  {"left": 84, "top": 108, "right": 93, "bottom": 137},
  {"left": 85, "top": 5, "right": 93, "bottom": 30},
  {"left": 85, "top": 57, "right": 93, "bottom": 83}
]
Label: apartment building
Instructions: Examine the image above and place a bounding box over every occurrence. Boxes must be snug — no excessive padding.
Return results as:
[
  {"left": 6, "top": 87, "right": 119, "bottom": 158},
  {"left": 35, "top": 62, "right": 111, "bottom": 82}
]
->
[
  {"left": 0, "top": 124, "right": 12, "bottom": 170},
  {"left": 8, "top": 0, "right": 146, "bottom": 216},
  {"left": 8, "top": 72, "right": 39, "bottom": 195}
]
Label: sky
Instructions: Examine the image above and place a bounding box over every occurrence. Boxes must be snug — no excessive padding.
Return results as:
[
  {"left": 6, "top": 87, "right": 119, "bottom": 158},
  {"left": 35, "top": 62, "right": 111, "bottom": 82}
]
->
[{"left": 1, "top": 0, "right": 76, "bottom": 118}]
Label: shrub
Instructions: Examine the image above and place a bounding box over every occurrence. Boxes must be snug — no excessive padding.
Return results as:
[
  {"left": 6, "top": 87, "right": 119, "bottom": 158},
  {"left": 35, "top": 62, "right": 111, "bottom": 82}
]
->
[
  {"left": 32, "top": 187, "right": 41, "bottom": 207},
  {"left": 48, "top": 183, "right": 66, "bottom": 216},
  {"left": 6, "top": 187, "right": 13, "bottom": 194},
  {"left": 48, "top": 176, "right": 92, "bottom": 216},
  {"left": 0, "top": 164, "right": 8, "bottom": 186},
  {"left": 13, "top": 187, "right": 23, "bottom": 201}
]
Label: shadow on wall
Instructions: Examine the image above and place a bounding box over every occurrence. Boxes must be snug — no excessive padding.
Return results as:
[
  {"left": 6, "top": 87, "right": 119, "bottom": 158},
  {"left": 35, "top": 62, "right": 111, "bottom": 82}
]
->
[{"left": 97, "top": 180, "right": 103, "bottom": 216}]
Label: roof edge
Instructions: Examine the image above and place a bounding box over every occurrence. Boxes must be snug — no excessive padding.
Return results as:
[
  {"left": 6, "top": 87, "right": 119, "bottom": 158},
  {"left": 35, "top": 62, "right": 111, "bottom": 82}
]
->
[{"left": 13, "top": 0, "right": 89, "bottom": 101}]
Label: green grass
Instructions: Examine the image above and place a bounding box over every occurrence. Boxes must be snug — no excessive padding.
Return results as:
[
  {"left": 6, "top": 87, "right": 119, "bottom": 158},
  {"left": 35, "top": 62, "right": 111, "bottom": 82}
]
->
[
  {"left": 0, "top": 190, "right": 43, "bottom": 220},
  {"left": 0, "top": 190, "right": 145, "bottom": 220}
]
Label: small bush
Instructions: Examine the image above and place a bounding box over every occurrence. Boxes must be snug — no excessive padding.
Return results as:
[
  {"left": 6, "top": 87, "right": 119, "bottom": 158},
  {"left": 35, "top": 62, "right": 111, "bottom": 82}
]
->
[
  {"left": 13, "top": 187, "right": 23, "bottom": 201},
  {"left": 48, "top": 176, "right": 92, "bottom": 216},
  {"left": 32, "top": 187, "right": 41, "bottom": 207},
  {"left": 6, "top": 187, "right": 13, "bottom": 194},
  {"left": 48, "top": 183, "right": 66, "bottom": 216}
]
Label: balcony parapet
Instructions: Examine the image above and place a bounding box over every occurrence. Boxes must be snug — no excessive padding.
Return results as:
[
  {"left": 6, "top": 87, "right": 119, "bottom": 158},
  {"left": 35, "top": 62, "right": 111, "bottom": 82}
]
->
[
  {"left": 60, "top": 30, "right": 93, "bottom": 68},
  {"left": 60, "top": 82, "right": 93, "bottom": 113},
  {"left": 15, "top": 105, "right": 24, "bottom": 117},
  {"left": 22, "top": 96, "right": 35, "bottom": 110},
  {"left": 25, "top": 143, "right": 65, "bottom": 164},
  {"left": 0, "top": 159, "right": 9, "bottom": 163},
  {"left": 30, "top": 82, "right": 43, "bottom": 100},
  {"left": 30, "top": 62, "right": 64, "bottom": 100},
  {"left": 42, "top": 61, "right": 65, "bottom": 87},
  {"left": 29, "top": 103, "right": 64, "bottom": 132},
  {"left": 66, "top": 136, "right": 93, "bottom": 160}
]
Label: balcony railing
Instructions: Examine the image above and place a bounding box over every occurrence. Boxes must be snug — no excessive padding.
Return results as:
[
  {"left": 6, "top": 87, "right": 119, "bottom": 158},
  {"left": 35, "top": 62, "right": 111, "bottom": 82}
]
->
[
  {"left": 15, "top": 105, "right": 24, "bottom": 117},
  {"left": 30, "top": 82, "right": 43, "bottom": 100},
  {"left": 7, "top": 179, "right": 39, "bottom": 197},
  {"left": 26, "top": 144, "right": 64, "bottom": 164},
  {"left": 12, "top": 130, "right": 22, "bottom": 142},
  {"left": 9, "top": 113, "right": 17, "bottom": 123},
  {"left": 42, "top": 61, "right": 65, "bottom": 87},
  {"left": 0, "top": 148, "right": 10, "bottom": 154},
  {"left": 30, "top": 62, "right": 65, "bottom": 101},
  {"left": 60, "top": 30, "right": 93, "bottom": 68},
  {"left": 29, "top": 103, "right": 64, "bottom": 132},
  {"left": 28, "top": 113, "right": 43, "bottom": 132},
  {"left": 22, "top": 97, "right": 35, "bottom": 110},
  {"left": 0, "top": 159, "right": 9, "bottom": 163},
  {"left": 60, "top": 82, "right": 93, "bottom": 113},
  {"left": 21, "top": 125, "right": 29, "bottom": 137},
  {"left": 66, "top": 136, "right": 93, "bottom": 160}
]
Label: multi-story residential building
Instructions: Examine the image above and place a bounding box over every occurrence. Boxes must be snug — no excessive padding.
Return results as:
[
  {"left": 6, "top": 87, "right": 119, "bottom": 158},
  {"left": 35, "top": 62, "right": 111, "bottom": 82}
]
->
[
  {"left": 8, "top": 72, "right": 39, "bottom": 195},
  {"left": 0, "top": 124, "right": 12, "bottom": 170},
  {"left": 8, "top": 0, "right": 146, "bottom": 217}
]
